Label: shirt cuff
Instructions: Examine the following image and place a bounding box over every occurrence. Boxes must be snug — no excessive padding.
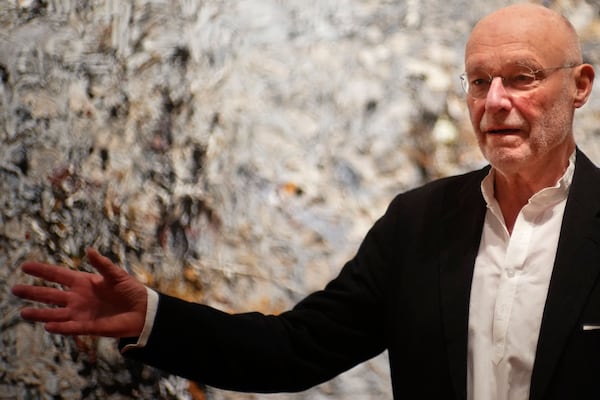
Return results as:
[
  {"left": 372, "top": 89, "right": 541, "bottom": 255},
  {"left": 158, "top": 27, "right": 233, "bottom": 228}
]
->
[{"left": 120, "top": 287, "right": 159, "bottom": 353}]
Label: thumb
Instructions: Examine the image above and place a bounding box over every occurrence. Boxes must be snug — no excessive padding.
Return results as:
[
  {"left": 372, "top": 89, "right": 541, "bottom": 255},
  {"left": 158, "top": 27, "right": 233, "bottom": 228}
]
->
[{"left": 86, "top": 248, "right": 127, "bottom": 283}]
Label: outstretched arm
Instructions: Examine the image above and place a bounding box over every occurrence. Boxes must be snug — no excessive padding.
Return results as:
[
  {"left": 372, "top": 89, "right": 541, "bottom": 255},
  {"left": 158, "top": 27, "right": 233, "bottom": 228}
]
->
[{"left": 11, "top": 248, "right": 147, "bottom": 338}]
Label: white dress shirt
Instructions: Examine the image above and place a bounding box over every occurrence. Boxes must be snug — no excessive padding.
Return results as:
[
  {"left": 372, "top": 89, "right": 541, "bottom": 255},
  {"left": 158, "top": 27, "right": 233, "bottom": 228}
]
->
[
  {"left": 120, "top": 287, "right": 158, "bottom": 353},
  {"left": 467, "top": 153, "right": 575, "bottom": 400}
]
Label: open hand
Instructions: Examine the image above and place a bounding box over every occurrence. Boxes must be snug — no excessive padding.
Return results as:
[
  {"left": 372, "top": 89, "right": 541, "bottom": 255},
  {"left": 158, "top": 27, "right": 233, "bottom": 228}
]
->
[{"left": 11, "top": 248, "right": 147, "bottom": 338}]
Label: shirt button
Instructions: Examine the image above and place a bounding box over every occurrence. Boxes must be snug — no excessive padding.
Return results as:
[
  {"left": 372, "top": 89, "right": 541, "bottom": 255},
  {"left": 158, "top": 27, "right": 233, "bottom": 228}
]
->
[{"left": 507, "top": 269, "right": 515, "bottom": 278}]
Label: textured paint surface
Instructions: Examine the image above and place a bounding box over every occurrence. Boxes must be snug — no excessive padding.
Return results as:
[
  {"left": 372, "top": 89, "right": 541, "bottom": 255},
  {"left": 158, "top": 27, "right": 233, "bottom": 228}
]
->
[{"left": 2, "top": 0, "right": 600, "bottom": 398}]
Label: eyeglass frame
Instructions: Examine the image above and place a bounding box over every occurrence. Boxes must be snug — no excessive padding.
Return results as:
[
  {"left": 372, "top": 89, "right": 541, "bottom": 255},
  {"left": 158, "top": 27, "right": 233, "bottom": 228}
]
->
[{"left": 459, "top": 63, "right": 581, "bottom": 99}]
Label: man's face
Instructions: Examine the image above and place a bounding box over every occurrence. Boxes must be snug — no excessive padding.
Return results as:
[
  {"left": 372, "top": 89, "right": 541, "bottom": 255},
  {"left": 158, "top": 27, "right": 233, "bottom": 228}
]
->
[{"left": 464, "top": 9, "right": 577, "bottom": 175}]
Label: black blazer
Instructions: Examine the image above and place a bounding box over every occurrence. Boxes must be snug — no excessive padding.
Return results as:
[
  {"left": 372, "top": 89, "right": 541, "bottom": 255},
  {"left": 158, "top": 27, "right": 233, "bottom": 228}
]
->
[{"left": 122, "top": 149, "right": 600, "bottom": 400}]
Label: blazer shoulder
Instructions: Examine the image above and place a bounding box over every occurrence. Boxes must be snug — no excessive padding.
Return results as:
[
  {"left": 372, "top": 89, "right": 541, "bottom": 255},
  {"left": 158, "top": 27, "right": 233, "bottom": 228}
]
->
[
  {"left": 372, "top": 166, "right": 489, "bottom": 236},
  {"left": 574, "top": 149, "right": 600, "bottom": 182},
  {"left": 388, "top": 166, "right": 489, "bottom": 209}
]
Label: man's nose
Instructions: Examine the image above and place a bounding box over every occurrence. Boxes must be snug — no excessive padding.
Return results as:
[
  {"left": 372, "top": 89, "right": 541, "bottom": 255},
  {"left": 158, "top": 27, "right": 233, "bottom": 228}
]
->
[{"left": 485, "top": 77, "right": 512, "bottom": 111}]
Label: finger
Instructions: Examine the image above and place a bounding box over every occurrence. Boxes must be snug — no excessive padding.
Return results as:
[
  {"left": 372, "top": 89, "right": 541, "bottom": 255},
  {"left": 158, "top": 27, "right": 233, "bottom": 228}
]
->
[
  {"left": 45, "top": 320, "right": 107, "bottom": 337},
  {"left": 45, "top": 321, "right": 90, "bottom": 336},
  {"left": 20, "top": 306, "right": 71, "bottom": 323},
  {"left": 20, "top": 261, "right": 80, "bottom": 287},
  {"left": 86, "top": 248, "right": 127, "bottom": 283},
  {"left": 12, "top": 284, "right": 69, "bottom": 306}
]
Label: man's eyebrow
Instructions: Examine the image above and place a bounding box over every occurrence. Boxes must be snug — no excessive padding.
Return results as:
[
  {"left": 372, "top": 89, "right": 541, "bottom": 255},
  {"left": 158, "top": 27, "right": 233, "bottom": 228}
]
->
[
  {"left": 465, "top": 60, "right": 542, "bottom": 72},
  {"left": 510, "top": 59, "right": 542, "bottom": 69}
]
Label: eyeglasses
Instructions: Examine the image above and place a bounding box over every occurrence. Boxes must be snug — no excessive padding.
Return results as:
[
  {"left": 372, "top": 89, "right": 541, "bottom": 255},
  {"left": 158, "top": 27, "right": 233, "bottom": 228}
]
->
[{"left": 459, "top": 64, "right": 580, "bottom": 99}]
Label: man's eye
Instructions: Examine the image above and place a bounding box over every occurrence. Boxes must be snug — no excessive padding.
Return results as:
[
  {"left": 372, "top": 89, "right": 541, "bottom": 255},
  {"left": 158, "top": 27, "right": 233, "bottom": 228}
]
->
[
  {"left": 471, "top": 78, "right": 490, "bottom": 87},
  {"left": 510, "top": 73, "right": 536, "bottom": 86}
]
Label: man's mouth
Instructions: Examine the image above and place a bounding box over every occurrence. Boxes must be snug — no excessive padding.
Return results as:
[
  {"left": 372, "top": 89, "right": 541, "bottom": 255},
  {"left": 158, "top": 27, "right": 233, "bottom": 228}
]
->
[{"left": 487, "top": 128, "right": 521, "bottom": 135}]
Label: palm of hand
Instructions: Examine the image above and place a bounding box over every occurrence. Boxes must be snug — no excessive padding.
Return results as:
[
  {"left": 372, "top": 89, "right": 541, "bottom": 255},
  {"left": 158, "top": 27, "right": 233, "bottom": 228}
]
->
[{"left": 12, "top": 248, "right": 147, "bottom": 338}]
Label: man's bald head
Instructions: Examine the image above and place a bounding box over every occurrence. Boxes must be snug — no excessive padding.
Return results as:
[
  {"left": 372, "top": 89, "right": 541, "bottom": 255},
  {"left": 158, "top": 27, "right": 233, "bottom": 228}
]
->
[{"left": 466, "top": 3, "right": 582, "bottom": 68}]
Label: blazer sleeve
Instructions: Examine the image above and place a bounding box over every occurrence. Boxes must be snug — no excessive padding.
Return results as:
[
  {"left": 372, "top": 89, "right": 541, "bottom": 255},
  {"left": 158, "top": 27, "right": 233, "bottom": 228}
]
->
[{"left": 120, "top": 196, "right": 404, "bottom": 393}]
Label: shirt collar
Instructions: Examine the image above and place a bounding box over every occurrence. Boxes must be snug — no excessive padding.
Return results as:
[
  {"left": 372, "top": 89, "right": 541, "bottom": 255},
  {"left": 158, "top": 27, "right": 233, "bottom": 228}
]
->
[{"left": 480, "top": 151, "right": 576, "bottom": 209}]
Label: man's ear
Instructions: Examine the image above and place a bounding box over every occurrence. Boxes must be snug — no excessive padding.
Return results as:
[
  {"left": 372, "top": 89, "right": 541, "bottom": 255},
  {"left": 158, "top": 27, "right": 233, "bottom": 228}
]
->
[{"left": 574, "top": 64, "right": 595, "bottom": 108}]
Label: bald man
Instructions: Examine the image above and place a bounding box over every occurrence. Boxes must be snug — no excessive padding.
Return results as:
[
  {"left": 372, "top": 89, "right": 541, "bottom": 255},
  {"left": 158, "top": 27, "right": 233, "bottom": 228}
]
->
[{"left": 12, "top": 4, "right": 599, "bottom": 399}]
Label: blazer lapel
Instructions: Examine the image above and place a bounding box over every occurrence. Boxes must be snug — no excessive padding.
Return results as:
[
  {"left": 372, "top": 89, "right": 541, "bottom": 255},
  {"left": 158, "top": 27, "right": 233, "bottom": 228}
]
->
[
  {"left": 439, "top": 168, "right": 488, "bottom": 400},
  {"left": 530, "top": 151, "right": 600, "bottom": 400}
]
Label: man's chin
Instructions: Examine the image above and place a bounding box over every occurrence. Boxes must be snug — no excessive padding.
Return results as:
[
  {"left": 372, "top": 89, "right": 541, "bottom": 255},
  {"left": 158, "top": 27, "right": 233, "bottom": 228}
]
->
[{"left": 483, "top": 148, "right": 530, "bottom": 172}]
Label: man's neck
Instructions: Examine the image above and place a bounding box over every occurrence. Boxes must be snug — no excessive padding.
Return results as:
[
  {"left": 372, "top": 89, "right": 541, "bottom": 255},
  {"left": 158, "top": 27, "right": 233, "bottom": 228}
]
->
[{"left": 493, "top": 154, "right": 573, "bottom": 234}]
